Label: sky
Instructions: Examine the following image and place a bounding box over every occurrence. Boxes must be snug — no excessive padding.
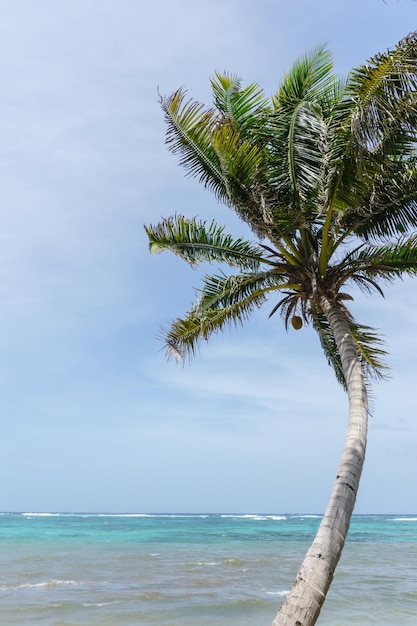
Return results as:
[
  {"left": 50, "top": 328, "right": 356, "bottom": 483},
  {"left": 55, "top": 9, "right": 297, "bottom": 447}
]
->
[{"left": 0, "top": 0, "right": 416, "bottom": 514}]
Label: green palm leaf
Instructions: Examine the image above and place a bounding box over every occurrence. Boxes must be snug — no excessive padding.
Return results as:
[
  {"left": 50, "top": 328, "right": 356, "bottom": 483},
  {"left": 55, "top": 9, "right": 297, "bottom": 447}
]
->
[
  {"left": 309, "top": 305, "right": 345, "bottom": 386},
  {"left": 145, "top": 215, "right": 270, "bottom": 269},
  {"left": 161, "top": 90, "right": 229, "bottom": 203},
  {"left": 273, "top": 44, "right": 334, "bottom": 107},
  {"left": 211, "top": 122, "right": 264, "bottom": 190},
  {"left": 210, "top": 72, "right": 269, "bottom": 130},
  {"left": 342, "top": 160, "right": 417, "bottom": 240},
  {"left": 287, "top": 101, "right": 326, "bottom": 207},
  {"left": 266, "top": 46, "right": 334, "bottom": 216},
  {"left": 350, "top": 323, "right": 388, "bottom": 382},
  {"left": 345, "top": 32, "right": 417, "bottom": 157},
  {"left": 346, "top": 235, "right": 417, "bottom": 280},
  {"left": 163, "top": 292, "right": 265, "bottom": 360},
  {"left": 310, "top": 305, "right": 387, "bottom": 387},
  {"left": 199, "top": 270, "right": 287, "bottom": 310},
  {"left": 327, "top": 32, "right": 417, "bottom": 213}
]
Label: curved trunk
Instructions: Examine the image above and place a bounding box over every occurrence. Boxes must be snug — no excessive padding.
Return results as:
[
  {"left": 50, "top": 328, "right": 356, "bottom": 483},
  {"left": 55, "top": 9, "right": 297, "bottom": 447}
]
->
[{"left": 271, "top": 297, "right": 368, "bottom": 626}]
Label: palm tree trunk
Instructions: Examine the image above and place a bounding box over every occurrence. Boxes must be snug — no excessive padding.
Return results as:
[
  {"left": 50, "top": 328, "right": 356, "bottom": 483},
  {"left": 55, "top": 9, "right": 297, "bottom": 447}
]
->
[{"left": 271, "top": 296, "right": 368, "bottom": 626}]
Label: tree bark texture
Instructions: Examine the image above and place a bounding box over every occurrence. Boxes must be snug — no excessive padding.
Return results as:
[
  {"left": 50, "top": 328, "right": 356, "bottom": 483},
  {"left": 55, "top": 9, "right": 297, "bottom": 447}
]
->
[{"left": 271, "top": 297, "right": 368, "bottom": 626}]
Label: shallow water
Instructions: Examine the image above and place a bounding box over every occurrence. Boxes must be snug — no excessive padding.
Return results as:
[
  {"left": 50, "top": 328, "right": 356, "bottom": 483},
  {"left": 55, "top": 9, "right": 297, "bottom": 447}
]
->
[{"left": 1, "top": 513, "right": 416, "bottom": 625}]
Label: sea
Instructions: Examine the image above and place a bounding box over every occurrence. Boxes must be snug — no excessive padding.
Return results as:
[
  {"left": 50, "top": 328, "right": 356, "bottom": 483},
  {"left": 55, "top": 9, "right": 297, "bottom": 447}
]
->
[{"left": 1, "top": 512, "right": 416, "bottom": 626}]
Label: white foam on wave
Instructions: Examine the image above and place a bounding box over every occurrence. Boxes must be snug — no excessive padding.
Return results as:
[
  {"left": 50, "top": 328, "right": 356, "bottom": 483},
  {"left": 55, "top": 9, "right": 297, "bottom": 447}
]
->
[
  {"left": 20, "top": 511, "right": 291, "bottom": 520},
  {"left": 1, "top": 580, "right": 80, "bottom": 591},
  {"left": 221, "top": 514, "right": 260, "bottom": 518},
  {"left": 95, "top": 514, "right": 152, "bottom": 518},
  {"left": 22, "top": 513, "right": 63, "bottom": 517},
  {"left": 95, "top": 513, "right": 209, "bottom": 518},
  {"left": 392, "top": 517, "right": 417, "bottom": 521},
  {"left": 250, "top": 515, "right": 287, "bottom": 521},
  {"left": 152, "top": 514, "right": 209, "bottom": 518},
  {"left": 220, "top": 514, "right": 286, "bottom": 520},
  {"left": 21, "top": 512, "right": 183, "bottom": 518},
  {"left": 266, "top": 590, "right": 289, "bottom": 596},
  {"left": 82, "top": 600, "right": 123, "bottom": 607}
]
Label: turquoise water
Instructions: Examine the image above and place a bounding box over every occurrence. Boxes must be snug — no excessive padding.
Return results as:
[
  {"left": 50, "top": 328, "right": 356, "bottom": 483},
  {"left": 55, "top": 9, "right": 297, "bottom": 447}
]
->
[{"left": 1, "top": 513, "right": 416, "bottom": 625}]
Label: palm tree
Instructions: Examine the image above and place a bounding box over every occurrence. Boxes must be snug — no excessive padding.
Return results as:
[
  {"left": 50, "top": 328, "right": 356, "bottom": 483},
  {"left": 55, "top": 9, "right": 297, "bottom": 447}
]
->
[{"left": 145, "top": 33, "right": 417, "bottom": 626}]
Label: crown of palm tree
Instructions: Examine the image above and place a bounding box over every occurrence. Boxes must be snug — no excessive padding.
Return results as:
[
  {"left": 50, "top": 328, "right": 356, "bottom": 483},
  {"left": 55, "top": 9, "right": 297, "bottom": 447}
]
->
[{"left": 145, "top": 34, "right": 417, "bottom": 389}]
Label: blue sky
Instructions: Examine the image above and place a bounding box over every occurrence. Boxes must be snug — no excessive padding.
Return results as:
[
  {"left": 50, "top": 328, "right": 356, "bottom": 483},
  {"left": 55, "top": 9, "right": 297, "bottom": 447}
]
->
[{"left": 0, "top": 0, "right": 416, "bottom": 514}]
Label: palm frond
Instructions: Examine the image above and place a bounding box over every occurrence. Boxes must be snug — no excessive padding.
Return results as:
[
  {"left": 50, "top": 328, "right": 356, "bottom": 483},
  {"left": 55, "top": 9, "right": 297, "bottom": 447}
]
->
[
  {"left": 315, "top": 74, "right": 347, "bottom": 118},
  {"left": 265, "top": 47, "right": 335, "bottom": 217},
  {"left": 309, "top": 305, "right": 346, "bottom": 387},
  {"left": 327, "top": 32, "right": 417, "bottom": 209},
  {"left": 309, "top": 305, "right": 388, "bottom": 387},
  {"left": 347, "top": 274, "right": 385, "bottom": 297},
  {"left": 287, "top": 101, "right": 326, "bottom": 207},
  {"left": 273, "top": 44, "right": 335, "bottom": 108},
  {"left": 161, "top": 84, "right": 278, "bottom": 240},
  {"left": 162, "top": 292, "right": 265, "bottom": 360},
  {"left": 342, "top": 160, "right": 417, "bottom": 240},
  {"left": 345, "top": 234, "right": 417, "bottom": 280},
  {"left": 345, "top": 32, "right": 417, "bottom": 157},
  {"left": 145, "top": 215, "right": 270, "bottom": 269},
  {"left": 199, "top": 270, "right": 287, "bottom": 310},
  {"left": 160, "top": 89, "right": 229, "bottom": 203},
  {"left": 211, "top": 72, "right": 269, "bottom": 130},
  {"left": 211, "top": 122, "right": 264, "bottom": 189},
  {"left": 349, "top": 323, "right": 388, "bottom": 382}
]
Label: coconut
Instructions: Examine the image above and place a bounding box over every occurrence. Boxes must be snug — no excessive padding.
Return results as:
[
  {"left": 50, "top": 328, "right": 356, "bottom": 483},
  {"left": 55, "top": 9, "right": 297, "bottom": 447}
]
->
[{"left": 291, "top": 315, "right": 303, "bottom": 330}]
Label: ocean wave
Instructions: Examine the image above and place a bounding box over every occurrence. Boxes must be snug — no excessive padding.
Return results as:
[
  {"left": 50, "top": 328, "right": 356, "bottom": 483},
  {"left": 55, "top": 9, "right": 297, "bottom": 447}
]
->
[
  {"left": 392, "top": 517, "right": 417, "bottom": 521},
  {"left": 265, "top": 590, "right": 289, "bottom": 597},
  {"left": 220, "top": 514, "right": 286, "bottom": 521},
  {"left": 1, "top": 580, "right": 81, "bottom": 591},
  {"left": 94, "top": 513, "right": 210, "bottom": 518},
  {"left": 19, "top": 512, "right": 212, "bottom": 518},
  {"left": 95, "top": 514, "right": 153, "bottom": 518},
  {"left": 22, "top": 513, "right": 63, "bottom": 517},
  {"left": 223, "top": 558, "right": 245, "bottom": 566},
  {"left": 265, "top": 589, "right": 289, "bottom": 596},
  {"left": 82, "top": 600, "right": 123, "bottom": 607},
  {"left": 18, "top": 512, "right": 294, "bottom": 519}
]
